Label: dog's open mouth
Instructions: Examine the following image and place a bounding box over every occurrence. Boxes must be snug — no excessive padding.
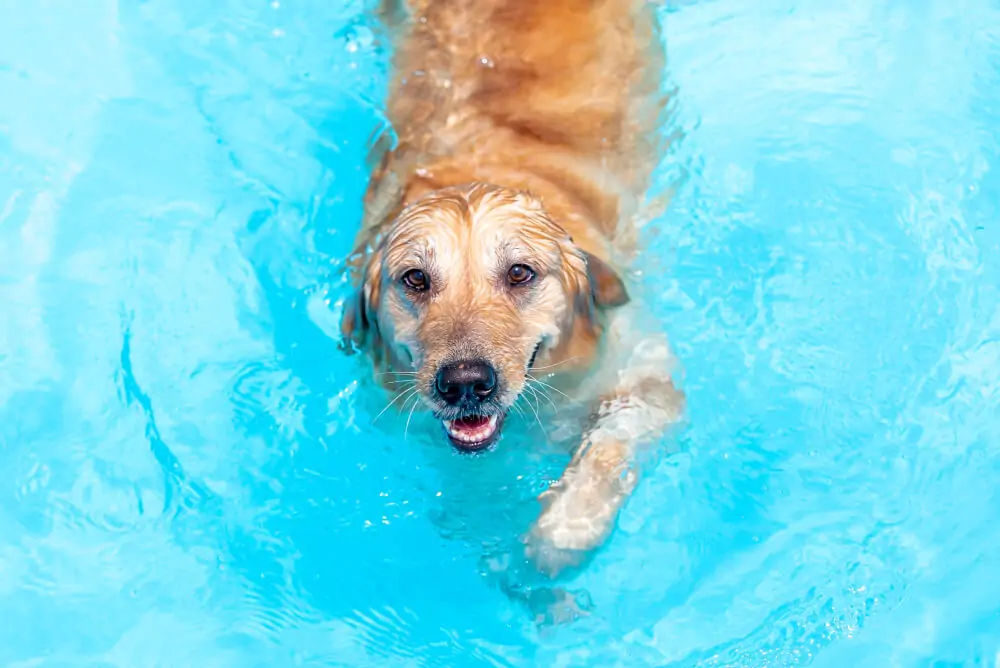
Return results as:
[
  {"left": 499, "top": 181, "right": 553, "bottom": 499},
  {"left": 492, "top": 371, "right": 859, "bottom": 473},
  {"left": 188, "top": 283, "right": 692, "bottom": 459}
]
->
[{"left": 443, "top": 413, "right": 503, "bottom": 452}]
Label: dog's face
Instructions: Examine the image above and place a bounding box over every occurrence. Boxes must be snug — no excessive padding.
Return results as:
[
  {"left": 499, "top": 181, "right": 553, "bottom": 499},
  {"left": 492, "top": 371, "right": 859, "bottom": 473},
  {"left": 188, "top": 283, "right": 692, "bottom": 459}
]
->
[{"left": 343, "top": 184, "right": 628, "bottom": 452}]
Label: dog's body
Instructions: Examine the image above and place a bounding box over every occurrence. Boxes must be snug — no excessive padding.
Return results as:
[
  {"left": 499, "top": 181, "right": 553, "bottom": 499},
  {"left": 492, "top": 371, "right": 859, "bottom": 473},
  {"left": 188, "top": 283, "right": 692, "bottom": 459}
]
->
[{"left": 343, "top": 0, "right": 684, "bottom": 574}]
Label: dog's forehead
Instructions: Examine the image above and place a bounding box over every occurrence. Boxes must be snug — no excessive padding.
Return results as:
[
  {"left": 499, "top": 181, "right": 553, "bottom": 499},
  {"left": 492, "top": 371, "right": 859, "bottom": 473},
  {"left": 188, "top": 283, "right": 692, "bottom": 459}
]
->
[
  {"left": 386, "top": 187, "right": 564, "bottom": 270},
  {"left": 468, "top": 200, "right": 562, "bottom": 254}
]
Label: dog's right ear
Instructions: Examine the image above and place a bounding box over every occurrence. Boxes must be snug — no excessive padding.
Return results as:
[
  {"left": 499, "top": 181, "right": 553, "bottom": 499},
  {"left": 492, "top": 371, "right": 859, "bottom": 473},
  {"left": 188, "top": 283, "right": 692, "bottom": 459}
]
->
[
  {"left": 340, "top": 260, "right": 383, "bottom": 353},
  {"left": 340, "top": 288, "right": 367, "bottom": 353}
]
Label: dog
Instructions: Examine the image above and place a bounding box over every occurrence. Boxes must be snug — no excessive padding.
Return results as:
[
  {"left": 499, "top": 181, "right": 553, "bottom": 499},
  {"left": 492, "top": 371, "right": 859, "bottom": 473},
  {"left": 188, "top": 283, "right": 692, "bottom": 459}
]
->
[{"left": 341, "top": 0, "right": 685, "bottom": 575}]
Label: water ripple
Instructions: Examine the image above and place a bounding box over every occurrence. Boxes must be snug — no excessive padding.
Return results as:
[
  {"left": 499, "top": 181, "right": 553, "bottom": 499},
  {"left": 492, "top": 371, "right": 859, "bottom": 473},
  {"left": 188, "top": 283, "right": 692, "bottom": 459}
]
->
[{"left": 3, "top": 0, "right": 1000, "bottom": 665}]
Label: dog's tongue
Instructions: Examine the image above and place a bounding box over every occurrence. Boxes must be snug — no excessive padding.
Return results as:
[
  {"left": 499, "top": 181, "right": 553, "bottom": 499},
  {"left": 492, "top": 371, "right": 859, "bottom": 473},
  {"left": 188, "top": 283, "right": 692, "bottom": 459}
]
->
[{"left": 455, "top": 415, "right": 490, "bottom": 430}]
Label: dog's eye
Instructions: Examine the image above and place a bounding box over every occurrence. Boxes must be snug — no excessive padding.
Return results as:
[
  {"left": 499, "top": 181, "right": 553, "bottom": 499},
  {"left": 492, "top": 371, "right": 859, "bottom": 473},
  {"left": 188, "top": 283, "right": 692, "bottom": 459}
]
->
[
  {"left": 507, "top": 264, "right": 535, "bottom": 286},
  {"left": 401, "top": 269, "right": 429, "bottom": 292}
]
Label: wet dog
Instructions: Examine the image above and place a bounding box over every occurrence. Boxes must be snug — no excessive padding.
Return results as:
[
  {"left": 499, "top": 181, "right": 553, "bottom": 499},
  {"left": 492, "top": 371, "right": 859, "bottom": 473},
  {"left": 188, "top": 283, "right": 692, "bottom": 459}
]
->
[{"left": 342, "top": 0, "right": 684, "bottom": 574}]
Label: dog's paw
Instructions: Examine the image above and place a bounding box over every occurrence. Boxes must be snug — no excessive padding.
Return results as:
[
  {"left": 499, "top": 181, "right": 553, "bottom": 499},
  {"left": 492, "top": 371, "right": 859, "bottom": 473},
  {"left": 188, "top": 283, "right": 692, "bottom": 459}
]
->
[
  {"left": 523, "top": 585, "right": 594, "bottom": 627},
  {"left": 524, "top": 529, "right": 589, "bottom": 577},
  {"left": 525, "top": 470, "right": 622, "bottom": 576}
]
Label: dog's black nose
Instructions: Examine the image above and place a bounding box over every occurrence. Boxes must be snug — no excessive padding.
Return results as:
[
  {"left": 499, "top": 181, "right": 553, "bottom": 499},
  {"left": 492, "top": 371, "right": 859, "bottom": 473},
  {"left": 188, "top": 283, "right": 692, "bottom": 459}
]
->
[{"left": 435, "top": 360, "right": 497, "bottom": 405}]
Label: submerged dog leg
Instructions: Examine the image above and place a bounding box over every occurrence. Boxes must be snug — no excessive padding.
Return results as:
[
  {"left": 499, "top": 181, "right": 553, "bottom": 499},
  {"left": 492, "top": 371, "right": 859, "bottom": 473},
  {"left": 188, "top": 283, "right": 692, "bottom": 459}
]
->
[{"left": 527, "top": 335, "right": 684, "bottom": 576}]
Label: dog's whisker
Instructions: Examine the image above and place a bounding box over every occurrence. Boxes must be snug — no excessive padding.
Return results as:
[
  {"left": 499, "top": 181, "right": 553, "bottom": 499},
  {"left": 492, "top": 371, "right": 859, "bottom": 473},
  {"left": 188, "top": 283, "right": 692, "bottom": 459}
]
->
[
  {"left": 528, "top": 356, "right": 581, "bottom": 373},
  {"left": 526, "top": 391, "right": 552, "bottom": 445},
  {"left": 523, "top": 386, "right": 546, "bottom": 434},
  {"left": 527, "top": 380, "right": 559, "bottom": 414},
  {"left": 403, "top": 391, "right": 421, "bottom": 442},
  {"left": 380, "top": 371, "right": 420, "bottom": 376},
  {"left": 511, "top": 393, "right": 524, "bottom": 420},
  {"left": 525, "top": 383, "right": 545, "bottom": 412},
  {"left": 524, "top": 380, "right": 546, "bottom": 408},
  {"left": 527, "top": 375, "right": 571, "bottom": 401},
  {"left": 509, "top": 392, "right": 531, "bottom": 422},
  {"left": 372, "top": 386, "right": 419, "bottom": 424}
]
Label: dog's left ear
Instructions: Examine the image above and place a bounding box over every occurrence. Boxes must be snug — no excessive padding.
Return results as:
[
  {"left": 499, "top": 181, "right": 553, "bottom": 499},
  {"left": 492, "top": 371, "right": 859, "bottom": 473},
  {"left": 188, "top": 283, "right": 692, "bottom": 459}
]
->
[{"left": 583, "top": 251, "right": 629, "bottom": 308}]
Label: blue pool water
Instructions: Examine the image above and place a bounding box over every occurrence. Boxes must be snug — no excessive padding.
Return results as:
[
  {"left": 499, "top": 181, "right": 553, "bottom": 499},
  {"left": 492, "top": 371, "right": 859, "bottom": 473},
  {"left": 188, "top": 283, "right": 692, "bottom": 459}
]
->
[{"left": 2, "top": 0, "right": 1000, "bottom": 665}]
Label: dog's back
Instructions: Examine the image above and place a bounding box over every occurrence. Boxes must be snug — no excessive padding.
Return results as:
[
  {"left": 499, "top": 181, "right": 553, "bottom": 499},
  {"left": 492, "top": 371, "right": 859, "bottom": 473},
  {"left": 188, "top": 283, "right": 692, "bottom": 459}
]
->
[{"left": 363, "top": 0, "right": 668, "bottom": 256}]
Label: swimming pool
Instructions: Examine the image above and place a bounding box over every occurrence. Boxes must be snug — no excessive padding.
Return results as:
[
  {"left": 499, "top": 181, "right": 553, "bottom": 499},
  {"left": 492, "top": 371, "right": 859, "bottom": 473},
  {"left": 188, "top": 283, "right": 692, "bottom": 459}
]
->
[{"left": 2, "top": 0, "right": 1000, "bottom": 664}]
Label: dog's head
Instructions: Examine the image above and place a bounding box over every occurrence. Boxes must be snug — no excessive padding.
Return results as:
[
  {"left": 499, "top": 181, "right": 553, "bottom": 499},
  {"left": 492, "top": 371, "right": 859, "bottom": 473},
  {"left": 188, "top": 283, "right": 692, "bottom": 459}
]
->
[{"left": 342, "top": 183, "right": 628, "bottom": 452}]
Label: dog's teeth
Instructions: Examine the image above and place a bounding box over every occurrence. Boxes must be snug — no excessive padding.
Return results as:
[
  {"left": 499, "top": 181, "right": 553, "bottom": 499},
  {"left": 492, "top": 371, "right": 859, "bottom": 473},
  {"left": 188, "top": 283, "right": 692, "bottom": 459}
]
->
[{"left": 445, "top": 415, "right": 500, "bottom": 443}]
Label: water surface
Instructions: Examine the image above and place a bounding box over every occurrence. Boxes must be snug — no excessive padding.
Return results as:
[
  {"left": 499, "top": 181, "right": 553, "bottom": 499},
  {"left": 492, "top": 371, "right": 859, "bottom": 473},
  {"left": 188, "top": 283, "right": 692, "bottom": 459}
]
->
[{"left": 2, "top": 0, "right": 1000, "bottom": 665}]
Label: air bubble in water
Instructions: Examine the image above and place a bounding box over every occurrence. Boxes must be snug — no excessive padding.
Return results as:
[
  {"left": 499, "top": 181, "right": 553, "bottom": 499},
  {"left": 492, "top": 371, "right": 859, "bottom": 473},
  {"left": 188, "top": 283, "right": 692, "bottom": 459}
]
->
[{"left": 343, "top": 25, "right": 374, "bottom": 54}]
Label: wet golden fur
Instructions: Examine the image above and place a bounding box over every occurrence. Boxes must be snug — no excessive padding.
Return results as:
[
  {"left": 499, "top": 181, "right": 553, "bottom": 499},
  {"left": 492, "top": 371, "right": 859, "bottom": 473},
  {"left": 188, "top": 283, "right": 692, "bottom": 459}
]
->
[{"left": 342, "top": 0, "right": 684, "bottom": 574}]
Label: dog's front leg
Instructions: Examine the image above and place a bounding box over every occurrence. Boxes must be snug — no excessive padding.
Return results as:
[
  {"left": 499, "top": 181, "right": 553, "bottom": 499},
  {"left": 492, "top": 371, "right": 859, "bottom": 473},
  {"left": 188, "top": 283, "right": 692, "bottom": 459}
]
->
[
  {"left": 526, "top": 338, "right": 684, "bottom": 576},
  {"left": 527, "top": 429, "right": 637, "bottom": 576}
]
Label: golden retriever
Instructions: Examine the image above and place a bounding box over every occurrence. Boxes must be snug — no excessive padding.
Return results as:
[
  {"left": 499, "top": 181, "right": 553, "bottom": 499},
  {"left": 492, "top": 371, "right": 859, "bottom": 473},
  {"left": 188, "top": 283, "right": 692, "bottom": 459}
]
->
[{"left": 342, "top": 0, "right": 685, "bottom": 574}]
